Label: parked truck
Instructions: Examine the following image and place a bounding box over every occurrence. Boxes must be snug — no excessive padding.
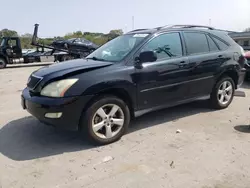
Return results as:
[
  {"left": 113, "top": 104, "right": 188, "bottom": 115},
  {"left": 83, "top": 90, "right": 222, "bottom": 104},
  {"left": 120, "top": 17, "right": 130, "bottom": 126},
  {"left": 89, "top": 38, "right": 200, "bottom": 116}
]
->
[
  {"left": 0, "top": 36, "right": 56, "bottom": 69},
  {"left": 0, "top": 36, "right": 26, "bottom": 68},
  {"left": 0, "top": 24, "right": 100, "bottom": 69}
]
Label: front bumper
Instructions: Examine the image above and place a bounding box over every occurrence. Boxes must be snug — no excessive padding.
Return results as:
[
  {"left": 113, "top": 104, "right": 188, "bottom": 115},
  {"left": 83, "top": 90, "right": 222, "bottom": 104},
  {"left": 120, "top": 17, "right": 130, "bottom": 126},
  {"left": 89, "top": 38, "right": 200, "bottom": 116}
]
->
[{"left": 21, "top": 87, "right": 93, "bottom": 131}]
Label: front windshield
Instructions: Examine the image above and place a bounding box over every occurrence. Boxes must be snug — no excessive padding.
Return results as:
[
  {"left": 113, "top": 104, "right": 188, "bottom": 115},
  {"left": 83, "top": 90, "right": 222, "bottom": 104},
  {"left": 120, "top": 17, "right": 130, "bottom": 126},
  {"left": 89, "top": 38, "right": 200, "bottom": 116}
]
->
[{"left": 86, "top": 33, "right": 149, "bottom": 62}]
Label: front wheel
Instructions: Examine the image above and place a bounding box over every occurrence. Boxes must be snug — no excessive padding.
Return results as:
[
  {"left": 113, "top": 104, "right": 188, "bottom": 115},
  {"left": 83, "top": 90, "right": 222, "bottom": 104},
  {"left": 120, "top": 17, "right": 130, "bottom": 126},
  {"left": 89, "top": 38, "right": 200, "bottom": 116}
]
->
[
  {"left": 0, "top": 58, "right": 7, "bottom": 69},
  {"left": 80, "top": 96, "right": 130, "bottom": 145},
  {"left": 210, "top": 76, "right": 235, "bottom": 109}
]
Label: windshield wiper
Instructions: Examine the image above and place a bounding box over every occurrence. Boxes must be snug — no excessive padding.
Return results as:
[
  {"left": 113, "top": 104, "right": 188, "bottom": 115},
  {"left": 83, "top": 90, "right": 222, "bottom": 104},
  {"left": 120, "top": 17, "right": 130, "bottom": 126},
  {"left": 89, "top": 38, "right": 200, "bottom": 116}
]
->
[{"left": 86, "top": 56, "right": 106, "bottom": 61}]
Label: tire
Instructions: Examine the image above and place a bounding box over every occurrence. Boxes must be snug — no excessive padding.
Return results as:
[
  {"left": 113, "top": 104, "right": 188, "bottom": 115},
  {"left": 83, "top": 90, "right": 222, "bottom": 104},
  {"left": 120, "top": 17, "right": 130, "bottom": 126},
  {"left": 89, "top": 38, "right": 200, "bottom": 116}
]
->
[
  {"left": 80, "top": 95, "right": 130, "bottom": 145},
  {"left": 62, "top": 55, "right": 73, "bottom": 62},
  {"left": 0, "top": 58, "right": 7, "bottom": 69},
  {"left": 210, "top": 76, "right": 235, "bottom": 109}
]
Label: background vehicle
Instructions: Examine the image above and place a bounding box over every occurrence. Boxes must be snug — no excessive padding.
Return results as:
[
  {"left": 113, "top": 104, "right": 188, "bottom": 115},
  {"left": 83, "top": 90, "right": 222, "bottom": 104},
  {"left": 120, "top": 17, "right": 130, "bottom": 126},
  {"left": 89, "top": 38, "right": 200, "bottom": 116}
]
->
[
  {"left": 244, "top": 51, "right": 250, "bottom": 79},
  {"left": 0, "top": 36, "right": 25, "bottom": 68},
  {"left": 22, "top": 47, "right": 52, "bottom": 63},
  {"left": 51, "top": 38, "right": 98, "bottom": 56},
  {"left": 21, "top": 24, "right": 246, "bottom": 145},
  {"left": 31, "top": 24, "right": 99, "bottom": 62},
  {"left": 0, "top": 37, "right": 54, "bottom": 68}
]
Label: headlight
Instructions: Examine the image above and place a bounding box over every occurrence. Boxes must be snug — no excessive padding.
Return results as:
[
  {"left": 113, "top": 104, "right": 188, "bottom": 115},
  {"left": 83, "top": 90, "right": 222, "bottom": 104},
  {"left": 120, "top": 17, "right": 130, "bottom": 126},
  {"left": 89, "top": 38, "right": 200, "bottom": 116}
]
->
[{"left": 41, "top": 78, "right": 78, "bottom": 97}]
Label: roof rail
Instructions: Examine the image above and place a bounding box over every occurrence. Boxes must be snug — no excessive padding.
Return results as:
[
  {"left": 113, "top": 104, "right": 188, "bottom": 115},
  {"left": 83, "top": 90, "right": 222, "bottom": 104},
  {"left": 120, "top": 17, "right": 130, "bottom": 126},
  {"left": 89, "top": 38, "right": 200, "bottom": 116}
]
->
[
  {"left": 157, "top": 24, "right": 215, "bottom": 30},
  {"left": 127, "top": 28, "right": 149, "bottom": 33}
]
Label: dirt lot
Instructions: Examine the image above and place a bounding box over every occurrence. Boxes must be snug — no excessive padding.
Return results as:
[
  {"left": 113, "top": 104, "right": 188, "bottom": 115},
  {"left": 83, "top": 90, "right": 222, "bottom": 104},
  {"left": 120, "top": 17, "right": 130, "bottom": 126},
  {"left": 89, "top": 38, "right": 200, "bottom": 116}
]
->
[{"left": 1, "top": 65, "right": 250, "bottom": 188}]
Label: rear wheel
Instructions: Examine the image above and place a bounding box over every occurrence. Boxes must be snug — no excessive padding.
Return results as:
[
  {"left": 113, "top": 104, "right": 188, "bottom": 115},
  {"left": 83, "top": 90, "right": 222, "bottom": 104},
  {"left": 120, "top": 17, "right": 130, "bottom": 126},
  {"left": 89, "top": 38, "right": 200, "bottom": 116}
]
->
[
  {"left": 62, "top": 55, "right": 73, "bottom": 61},
  {"left": 210, "top": 76, "right": 235, "bottom": 109},
  {"left": 80, "top": 95, "right": 130, "bottom": 145},
  {"left": 0, "top": 58, "right": 7, "bottom": 69}
]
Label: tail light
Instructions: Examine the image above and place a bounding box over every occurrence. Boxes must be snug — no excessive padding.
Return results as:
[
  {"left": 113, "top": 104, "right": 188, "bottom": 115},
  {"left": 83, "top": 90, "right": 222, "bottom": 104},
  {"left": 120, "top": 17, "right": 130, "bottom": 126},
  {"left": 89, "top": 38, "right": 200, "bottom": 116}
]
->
[
  {"left": 238, "top": 47, "right": 248, "bottom": 67},
  {"left": 240, "top": 46, "right": 245, "bottom": 56},
  {"left": 243, "top": 49, "right": 250, "bottom": 66}
]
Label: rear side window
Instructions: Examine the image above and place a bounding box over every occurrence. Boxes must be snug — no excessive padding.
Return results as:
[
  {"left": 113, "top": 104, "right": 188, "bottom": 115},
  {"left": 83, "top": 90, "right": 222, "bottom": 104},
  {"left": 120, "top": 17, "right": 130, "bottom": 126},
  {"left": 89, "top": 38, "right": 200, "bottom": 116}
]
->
[
  {"left": 211, "top": 36, "right": 229, "bottom": 50},
  {"left": 206, "top": 35, "right": 219, "bottom": 52},
  {"left": 183, "top": 32, "right": 209, "bottom": 55}
]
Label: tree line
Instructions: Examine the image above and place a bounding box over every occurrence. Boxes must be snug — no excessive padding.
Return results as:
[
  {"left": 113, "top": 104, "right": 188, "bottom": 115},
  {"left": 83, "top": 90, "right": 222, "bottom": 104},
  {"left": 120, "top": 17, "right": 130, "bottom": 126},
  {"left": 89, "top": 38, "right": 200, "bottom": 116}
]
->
[
  {"left": 1, "top": 27, "right": 250, "bottom": 49},
  {"left": 0, "top": 28, "right": 124, "bottom": 49}
]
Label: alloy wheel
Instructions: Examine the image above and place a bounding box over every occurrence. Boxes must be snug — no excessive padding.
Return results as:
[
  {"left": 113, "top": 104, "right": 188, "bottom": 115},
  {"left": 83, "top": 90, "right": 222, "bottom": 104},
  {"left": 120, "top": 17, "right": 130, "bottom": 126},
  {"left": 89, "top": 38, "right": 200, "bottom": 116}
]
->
[
  {"left": 92, "top": 104, "right": 125, "bottom": 139},
  {"left": 217, "top": 80, "right": 233, "bottom": 105}
]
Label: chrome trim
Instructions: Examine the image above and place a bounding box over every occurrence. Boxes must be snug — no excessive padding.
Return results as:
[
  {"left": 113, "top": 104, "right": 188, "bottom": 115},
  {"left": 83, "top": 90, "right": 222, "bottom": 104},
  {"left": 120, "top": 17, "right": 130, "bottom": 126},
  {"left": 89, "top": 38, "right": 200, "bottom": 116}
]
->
[
  {"left": 140, "top": 75, "right": 213, "bottom": 93},
  {"left": 31, "top": 74, "right": 43, "bottom": 79}
]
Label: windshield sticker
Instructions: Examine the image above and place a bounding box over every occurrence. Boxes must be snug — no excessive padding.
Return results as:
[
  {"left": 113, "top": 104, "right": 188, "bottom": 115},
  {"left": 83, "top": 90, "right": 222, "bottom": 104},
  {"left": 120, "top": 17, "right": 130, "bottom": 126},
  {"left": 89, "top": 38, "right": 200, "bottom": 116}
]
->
[{"left": 133, "top": 34, "right": 149, "bottom": 37}]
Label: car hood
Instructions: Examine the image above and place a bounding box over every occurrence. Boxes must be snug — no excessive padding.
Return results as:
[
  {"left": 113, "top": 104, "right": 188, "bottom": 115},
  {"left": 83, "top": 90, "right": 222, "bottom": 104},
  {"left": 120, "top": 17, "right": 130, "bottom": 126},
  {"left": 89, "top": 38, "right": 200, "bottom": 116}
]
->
[{"left": 32, "top": 59, "right": 114, "bottom": 78}]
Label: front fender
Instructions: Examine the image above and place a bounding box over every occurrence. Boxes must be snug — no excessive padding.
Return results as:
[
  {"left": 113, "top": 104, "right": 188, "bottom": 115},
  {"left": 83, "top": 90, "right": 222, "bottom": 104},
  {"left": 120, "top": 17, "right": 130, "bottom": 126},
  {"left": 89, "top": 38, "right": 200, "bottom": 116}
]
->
[{"left": 83, "top": 79, "right": 136, "bottom": 102}]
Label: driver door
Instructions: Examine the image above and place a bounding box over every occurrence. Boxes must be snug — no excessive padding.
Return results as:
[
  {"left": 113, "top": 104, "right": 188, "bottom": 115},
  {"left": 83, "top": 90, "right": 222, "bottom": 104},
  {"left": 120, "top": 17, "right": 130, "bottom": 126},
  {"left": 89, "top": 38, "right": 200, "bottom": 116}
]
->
[
  {"left": 134, "top": 32, "right": 191, "bottom": 110},
  {"left": 8, "top": 38, "right": 22, "bottom": 58}
]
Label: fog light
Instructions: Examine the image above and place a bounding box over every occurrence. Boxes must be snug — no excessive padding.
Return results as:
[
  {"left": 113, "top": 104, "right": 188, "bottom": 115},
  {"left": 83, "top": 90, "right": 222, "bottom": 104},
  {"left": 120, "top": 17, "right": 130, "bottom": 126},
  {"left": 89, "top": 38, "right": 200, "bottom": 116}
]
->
[{"left": 45, "top": 112, "right": 62, "bottom": 119}]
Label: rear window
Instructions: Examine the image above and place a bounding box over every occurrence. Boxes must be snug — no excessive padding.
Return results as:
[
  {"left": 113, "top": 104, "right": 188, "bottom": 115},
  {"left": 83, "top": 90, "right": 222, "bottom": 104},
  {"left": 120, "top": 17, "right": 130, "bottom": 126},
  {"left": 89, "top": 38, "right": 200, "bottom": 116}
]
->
[
  {"left": 211, "top": 36, "right": 229, "bottom": 50},
  {"left": 183, "top": 32, "right": 209, "bottom": 55},
  {"left": 207, "top": 35, "right": 219, "bottom": 52}
]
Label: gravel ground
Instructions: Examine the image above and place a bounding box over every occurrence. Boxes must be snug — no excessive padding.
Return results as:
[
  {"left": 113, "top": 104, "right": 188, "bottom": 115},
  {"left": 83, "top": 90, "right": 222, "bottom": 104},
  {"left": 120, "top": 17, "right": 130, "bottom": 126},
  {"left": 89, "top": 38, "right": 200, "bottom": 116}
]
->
[{"left": 0, "top": 65, "right": 250, "bottom": 188}]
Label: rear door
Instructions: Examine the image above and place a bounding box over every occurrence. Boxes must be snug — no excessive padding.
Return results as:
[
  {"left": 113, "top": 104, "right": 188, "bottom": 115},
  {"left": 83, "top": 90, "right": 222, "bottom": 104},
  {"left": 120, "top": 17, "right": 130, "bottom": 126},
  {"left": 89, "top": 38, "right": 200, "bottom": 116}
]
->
[{"left": 182, "top": 31, "right": 224, "bottom": 98}]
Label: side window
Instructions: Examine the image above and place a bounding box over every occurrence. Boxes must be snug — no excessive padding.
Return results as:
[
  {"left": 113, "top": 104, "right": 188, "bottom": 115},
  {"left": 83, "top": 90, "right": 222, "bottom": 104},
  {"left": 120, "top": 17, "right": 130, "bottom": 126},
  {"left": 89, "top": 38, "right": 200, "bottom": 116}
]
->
[
  {"left": 211, "top": 36, "right": 229, "bottom": 50},
  {"left": 183, "top": 32, "right": 209, "bottom": 55},
  {"left": 140, "top": 32, "right": 183, "bottom": 60},
  {"left": 207, "top": 35, "right": 219, "bottom": 52}
]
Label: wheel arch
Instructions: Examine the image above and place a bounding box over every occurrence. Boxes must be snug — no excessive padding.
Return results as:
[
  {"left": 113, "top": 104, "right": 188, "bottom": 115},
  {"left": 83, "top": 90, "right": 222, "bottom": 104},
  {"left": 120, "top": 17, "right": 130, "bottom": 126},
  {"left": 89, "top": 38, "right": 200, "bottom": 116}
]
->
[
  {"left": 79, "top": 84, "right": 136, "bottom": 130},
  {"left": 216, "top": 68, "right": 239, "bottom": 89},
  {"left": 0, "top": 55, "right": 8, "bottom": 68},
  {"left": 0, "top": 55, "right": 7, "bottom": 63}
]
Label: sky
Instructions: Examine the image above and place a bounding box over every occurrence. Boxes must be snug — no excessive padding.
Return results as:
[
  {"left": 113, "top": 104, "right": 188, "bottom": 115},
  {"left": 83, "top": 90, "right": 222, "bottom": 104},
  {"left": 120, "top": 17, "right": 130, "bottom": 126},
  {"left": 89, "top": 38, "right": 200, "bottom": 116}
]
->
[{"left": 0, "top": 0, "right": 249, "bottom": 37}]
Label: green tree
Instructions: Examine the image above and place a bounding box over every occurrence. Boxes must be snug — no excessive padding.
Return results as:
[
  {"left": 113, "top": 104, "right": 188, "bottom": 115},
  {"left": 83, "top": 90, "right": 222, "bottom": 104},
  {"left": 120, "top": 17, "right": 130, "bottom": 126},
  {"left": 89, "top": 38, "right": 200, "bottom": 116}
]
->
[
  {"left": 20, "top": 33, "right": 33, "bottom": 48},
  {"left": 0, "top": 29, "right": 18, "bottom": 37},
  {"left": 0, "top": 27, "right": 123, "bottom": 49},
  {"left": 109, "top": 29, "right": 123, "bottom": 35}
]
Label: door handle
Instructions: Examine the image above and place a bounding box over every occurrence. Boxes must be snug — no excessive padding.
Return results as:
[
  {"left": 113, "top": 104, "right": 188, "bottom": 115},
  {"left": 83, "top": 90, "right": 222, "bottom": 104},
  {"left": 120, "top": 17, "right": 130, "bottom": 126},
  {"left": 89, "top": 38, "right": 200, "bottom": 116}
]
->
[{"left": 179, "top": 61, "right": 188, "bottom": 68}]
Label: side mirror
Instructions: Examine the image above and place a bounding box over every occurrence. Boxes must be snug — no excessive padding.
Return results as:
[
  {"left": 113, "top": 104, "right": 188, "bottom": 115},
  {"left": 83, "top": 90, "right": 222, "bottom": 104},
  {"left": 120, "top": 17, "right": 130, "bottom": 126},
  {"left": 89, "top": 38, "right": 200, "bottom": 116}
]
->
[{"left": 137, "top": 51, "right": 157, "bottom": 63}]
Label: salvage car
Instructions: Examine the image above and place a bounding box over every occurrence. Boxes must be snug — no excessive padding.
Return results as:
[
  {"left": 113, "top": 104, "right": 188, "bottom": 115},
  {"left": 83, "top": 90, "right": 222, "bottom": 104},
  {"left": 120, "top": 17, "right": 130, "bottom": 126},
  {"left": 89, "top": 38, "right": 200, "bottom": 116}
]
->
[
  {"left": 50, "top": 37, "right": 99, "bottom": 57},
  {"left": 21, "top": 25, "right": 246, "bottom": 145},
  {"left": 31, "top": 24, "right": 100, "bottom": 62}
]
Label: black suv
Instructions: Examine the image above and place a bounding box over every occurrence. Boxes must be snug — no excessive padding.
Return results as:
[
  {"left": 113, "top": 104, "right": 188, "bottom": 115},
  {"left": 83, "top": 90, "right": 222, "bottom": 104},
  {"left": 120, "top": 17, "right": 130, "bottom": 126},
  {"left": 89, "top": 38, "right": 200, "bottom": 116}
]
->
[{"left": 21, "top": 25, "right": 246, "bottom": 145}]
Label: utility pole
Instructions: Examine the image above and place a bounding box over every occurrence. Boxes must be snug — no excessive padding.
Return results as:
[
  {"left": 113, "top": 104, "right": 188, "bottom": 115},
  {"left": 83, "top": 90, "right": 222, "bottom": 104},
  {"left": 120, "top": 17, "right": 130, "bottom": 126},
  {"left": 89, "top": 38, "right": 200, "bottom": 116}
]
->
[
  {"left": 132, "top": 16, "right": 135, "bottom": 30},
  {"left": 124, "top": 24, "right": 127, "bottom": 33},
  {"left": 209, "top": 19, "right": 212, "bottom": 26}
]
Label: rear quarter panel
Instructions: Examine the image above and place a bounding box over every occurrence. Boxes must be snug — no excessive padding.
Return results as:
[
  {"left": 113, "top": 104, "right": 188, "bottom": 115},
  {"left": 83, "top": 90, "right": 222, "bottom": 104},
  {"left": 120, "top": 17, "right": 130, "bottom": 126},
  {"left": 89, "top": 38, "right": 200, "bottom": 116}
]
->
[{"left": 214, "top": 47, "right": 243, "bottom": 84}]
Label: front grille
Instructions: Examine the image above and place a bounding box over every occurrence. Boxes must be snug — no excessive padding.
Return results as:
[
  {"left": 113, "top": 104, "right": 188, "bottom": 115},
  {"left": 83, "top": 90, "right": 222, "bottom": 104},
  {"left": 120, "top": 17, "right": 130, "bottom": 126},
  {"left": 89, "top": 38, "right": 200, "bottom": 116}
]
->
[{"left": 27, "top": 74, "right": 43, "bottom": 90}]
